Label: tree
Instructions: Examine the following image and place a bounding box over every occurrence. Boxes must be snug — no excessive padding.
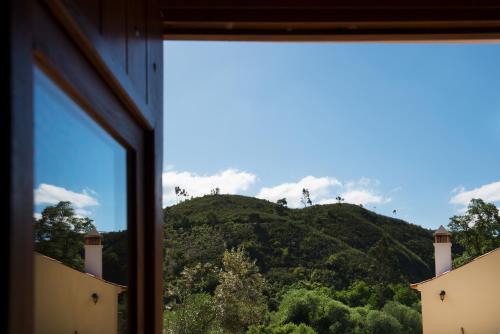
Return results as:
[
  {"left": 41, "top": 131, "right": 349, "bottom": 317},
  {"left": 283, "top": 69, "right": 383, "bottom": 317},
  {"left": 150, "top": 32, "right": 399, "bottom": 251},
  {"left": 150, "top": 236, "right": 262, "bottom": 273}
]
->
[
  {"left": 164, "top": 293, "right": 221, "bottom": 334},
  {"left": 335, "top": 196, "right": 344, "bottom": 204},
  {"left": 277, "top": 198, "right": 288, "bottom": 208},
  {"left": 277, "top": 289, "right": 354, "bottom": 334},
  {"left": 368, "top": 236, "right": 401, "bottom": 284},
  {"left": 448, "top": 198, "right": 500, "bottom": 265},
  {"left": 211, "top": 187, "right": 221, "bottom": 195},
  {"left": 34, "top": 201, "right": 95, "bottom": 270},
  {"left": 382, "top": 301, "right": 422, "bottom": 334},
  {"left": 276, "top": 198, "right": 288, "bottom": 215},
  {"left": 301, "top": 189, "right": 312, "bottom": 207},
  {"left": 362, "top": 310, "right": 402, "bottom": 334},
  {"left": 174, "top": 186, "right": 189, "bottom": 203},
  {"left": 213, "top": 248, "right": 268, "bottom": 333}
]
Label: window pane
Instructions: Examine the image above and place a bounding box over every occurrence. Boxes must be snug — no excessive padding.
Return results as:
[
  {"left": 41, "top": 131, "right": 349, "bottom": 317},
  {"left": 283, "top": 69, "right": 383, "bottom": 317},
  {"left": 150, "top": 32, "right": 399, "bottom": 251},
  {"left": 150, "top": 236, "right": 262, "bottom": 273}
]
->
[{"left": 33, "top": 68, "right": 128, "bottom": 334}]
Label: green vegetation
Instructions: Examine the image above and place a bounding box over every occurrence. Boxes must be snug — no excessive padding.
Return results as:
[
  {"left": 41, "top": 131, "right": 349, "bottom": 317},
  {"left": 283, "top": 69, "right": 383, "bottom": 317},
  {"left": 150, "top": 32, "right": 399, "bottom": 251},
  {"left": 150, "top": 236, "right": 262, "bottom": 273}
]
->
[
  {"left": 448, "top": 198, "right": 500, "bottom": 267},
  {"left": 34, "top": 201, "right": 95, "bottom": 270},
  {"left": 164, "top": 194, "right": 431, "bottom": 333}
]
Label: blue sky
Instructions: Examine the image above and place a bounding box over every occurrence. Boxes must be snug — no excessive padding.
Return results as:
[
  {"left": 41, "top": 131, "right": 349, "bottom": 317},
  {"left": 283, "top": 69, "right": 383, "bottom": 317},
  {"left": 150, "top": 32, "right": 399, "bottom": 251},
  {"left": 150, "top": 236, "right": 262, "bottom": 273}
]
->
[
  {"left": 164, "top": 41, "right": 500, "bottom": 229},
  {"left": 34, "top": 68, "right": 127, "bottom": 232}
]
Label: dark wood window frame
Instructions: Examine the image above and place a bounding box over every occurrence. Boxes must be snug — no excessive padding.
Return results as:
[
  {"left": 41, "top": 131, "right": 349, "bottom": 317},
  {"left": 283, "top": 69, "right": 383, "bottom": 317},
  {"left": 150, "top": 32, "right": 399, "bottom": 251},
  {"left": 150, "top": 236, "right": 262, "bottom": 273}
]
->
[
  {"left": 5, "top": 1, "right": 500, "bottom": 334},
  {"left": 6, "top": 0, "right": 163, "bottom": 333}
]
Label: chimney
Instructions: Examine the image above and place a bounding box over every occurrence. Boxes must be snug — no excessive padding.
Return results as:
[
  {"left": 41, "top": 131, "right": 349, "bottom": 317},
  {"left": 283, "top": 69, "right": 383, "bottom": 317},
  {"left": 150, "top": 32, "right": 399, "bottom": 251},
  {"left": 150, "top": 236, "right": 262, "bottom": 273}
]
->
[
  {"left": 84, "top": 228, "right": 103, "bottom": 278},
  {"left": 433, "top": 225, "right": 452, "bottom": 276}
]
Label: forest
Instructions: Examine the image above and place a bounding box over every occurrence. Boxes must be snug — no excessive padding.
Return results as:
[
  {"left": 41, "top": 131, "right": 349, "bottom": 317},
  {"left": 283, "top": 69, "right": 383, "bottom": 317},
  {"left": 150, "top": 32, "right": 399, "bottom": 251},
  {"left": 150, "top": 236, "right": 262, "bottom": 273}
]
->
[{"left": 163, "top": 194, "right": 434, "bottom": 333}]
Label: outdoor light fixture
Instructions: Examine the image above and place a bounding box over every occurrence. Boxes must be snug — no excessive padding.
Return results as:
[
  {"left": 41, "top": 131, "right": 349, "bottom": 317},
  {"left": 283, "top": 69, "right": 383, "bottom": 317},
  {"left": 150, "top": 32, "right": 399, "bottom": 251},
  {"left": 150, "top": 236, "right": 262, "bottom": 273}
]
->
[
  {"left": 439, "top": 290, "right": 446, "bottom": 302},
  {"left": 91, "top": 293, "right": 99, "bottom": 304}
]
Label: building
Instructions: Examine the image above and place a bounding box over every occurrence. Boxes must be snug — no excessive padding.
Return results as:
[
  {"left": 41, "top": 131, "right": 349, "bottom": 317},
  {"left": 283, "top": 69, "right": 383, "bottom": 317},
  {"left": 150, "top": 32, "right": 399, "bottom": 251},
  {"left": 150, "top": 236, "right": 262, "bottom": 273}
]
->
[
  {"left": 411, "top": 225, "right": 500, "bottom": 334},
  {"left": 34, "top": 230, "right": 126, "bottom": 334}
]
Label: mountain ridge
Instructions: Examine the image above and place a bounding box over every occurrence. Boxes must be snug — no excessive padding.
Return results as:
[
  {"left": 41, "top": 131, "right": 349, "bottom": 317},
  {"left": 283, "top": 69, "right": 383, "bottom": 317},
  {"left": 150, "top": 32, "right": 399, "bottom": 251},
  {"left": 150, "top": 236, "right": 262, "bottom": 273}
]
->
[{"left": 164, "top": 194, "right": 434, "bottom": 289}]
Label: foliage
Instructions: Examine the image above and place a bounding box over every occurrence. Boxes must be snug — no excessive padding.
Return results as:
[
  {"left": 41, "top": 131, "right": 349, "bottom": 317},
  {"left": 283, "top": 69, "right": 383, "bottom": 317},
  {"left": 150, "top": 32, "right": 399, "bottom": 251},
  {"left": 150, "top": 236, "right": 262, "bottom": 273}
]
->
[
  {"left": 276, "top": 289, "right": 354, "bottom": 334},
  {"left": 214, "top": 248, "right": 268, "bottom": 333},
  {"left": 34, "top": 201, "right": 95, "bottom": 270},
  {"left": 301, "top": 189, "right": 312, "bottom": 207},
  {"left": 162, "top": 195, "right": 430, "bottom": 333},
  {"left": 174, "top": 186, "right": 189, "bottom": 203},
  {"left": 164, "top": 194, "right": 434, "bottom": 294},
  {"left": 102, "top": 230, "right": 128, "bottom": 285},
  {"left": 276, "top": 198, "right": 288, "bottom": 215},
  {"left": 448, "top": 198, "right": 500, "bottom": 266},
  {"left": 248, "top": 323, "right": 317, "bottom": 334},
  {"left": 164, "top": 293, "right": 222, "bottom": 334},
  {"left": 362, "top": 310, "right": 402, "bottom": 334},
  {"left": 382, "top": 301, "right": 422, "bottom": 334}
]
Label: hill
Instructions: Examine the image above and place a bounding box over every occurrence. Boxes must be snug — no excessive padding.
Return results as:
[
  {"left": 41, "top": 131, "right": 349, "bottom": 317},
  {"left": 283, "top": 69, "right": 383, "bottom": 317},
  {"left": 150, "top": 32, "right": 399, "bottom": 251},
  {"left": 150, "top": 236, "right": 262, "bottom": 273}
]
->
[{"left": 164, "top": 194, "right": 434, "bottom": 292}]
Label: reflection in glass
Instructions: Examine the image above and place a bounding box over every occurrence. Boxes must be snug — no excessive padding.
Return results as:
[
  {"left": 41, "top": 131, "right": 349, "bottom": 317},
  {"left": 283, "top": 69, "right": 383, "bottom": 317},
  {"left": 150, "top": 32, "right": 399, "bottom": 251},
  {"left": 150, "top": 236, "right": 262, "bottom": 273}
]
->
[{"left": 33, "top": 68, "right": 128, "bottom": 334}]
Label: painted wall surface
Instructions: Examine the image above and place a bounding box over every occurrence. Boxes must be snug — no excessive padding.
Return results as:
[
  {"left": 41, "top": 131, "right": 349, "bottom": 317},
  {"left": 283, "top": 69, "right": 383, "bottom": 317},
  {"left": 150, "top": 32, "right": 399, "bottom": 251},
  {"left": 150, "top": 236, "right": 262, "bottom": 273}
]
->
[
  {"left": 34, "top": 253, "right": 123, "bottom": 334},
  {"left": 415, "top": 248, "right": 500, "bottom": 334},
  {"left": 85, "top": 244, "right": 103, "bottom": 278},
  {"left": 433, "top": 242, "right": 452, "bottom": 276}
]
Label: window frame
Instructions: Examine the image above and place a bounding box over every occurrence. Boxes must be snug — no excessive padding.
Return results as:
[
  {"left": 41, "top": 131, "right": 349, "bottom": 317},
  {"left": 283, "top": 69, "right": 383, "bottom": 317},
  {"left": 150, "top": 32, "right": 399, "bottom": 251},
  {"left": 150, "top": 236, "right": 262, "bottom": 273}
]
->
[{"left": 6, "top": 1, "right": 500, "bottom": 334}]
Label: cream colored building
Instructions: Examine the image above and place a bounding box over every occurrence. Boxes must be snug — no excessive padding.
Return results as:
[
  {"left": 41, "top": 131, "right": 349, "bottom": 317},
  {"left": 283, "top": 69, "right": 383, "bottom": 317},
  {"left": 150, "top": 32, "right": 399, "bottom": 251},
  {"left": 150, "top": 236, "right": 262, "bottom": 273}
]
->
[
  {"left": 411, "top": 226, "right": 500, "bottom": 334},
  {"left": 35, "top": 229, "right": 126, "bottom": 334}
]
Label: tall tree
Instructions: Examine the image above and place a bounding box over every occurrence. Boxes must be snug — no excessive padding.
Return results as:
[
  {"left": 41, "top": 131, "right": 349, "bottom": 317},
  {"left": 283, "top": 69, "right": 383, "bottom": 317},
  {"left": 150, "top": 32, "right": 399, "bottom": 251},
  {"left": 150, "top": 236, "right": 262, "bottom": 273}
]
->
[
  {"left": 214, "top": 248, "right": 267, "bottom": 334},
  {"left": 448, "top": 198, "right": 500, "bottom": 264},
  {"left": 34, "top": 201, "right": 95, "bottom": 270},
  {"left": 174, "top": 186, "right": 189, "bottom": 203},
  {"left": 301, "top": 188, "right": 312, "bottom": 207},
  {"left": 276, "top": 198, "right": 288, "bottom": 215}
]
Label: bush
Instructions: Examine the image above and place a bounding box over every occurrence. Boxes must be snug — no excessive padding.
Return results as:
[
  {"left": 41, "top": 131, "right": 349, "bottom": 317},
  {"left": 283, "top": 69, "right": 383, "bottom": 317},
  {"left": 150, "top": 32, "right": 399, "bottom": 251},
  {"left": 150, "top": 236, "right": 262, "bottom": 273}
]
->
[
  {"left": 277, "top": 289, "right": 354, "bottom": 334},
  {"left": 364, "top": 310, "right": 402, "bottom": 334},
  {"left": 164, "top": 293, "right": 221, "bottom": 334},
  {"left": 248, "top": 323, "right": 317, "bottom": 334},
  {"left": 335, "top": 281, "right": 374, "bottom": 307},
  {"left": 391, "top": 284, "right": 420, "bottom": 307},
  {"left": 382, "top": 301, "right": 422, "bottom": 334}
]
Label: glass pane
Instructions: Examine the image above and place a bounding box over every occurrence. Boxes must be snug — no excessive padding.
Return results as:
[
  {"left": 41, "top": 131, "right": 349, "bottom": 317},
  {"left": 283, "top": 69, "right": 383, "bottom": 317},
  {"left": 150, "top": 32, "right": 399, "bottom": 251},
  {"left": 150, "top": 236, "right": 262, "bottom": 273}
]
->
[{"left": 33, "top": 68, "right": 128, "bottom": 334}]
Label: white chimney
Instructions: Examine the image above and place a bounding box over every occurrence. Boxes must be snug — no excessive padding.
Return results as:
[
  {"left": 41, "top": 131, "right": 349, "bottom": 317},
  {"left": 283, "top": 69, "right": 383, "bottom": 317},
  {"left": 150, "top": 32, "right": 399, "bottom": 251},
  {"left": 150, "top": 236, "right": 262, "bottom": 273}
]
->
[
  {"left": 433, "top": 225, "right": 452, "bottom": 276},
  {"left": 84, "top": 228, "right": 103, "bottom": 278}
]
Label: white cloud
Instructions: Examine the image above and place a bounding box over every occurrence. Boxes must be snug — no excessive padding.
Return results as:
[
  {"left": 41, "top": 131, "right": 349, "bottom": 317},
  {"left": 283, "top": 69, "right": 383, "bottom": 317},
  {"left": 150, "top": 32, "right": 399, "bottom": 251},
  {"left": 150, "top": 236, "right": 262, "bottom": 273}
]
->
[
  {"left": 340, "top": 189, "right": 390, "bottom": 205},
  {"left": 34, "top": 183, "right": 99, "bottom": 209},
  {"left": 163, "top": 168, "right": 257, "bottom": 206},
  {"left": 257, "top": 176, "right": 341, "bottom": 207},
  {"left": 450, "top": 181, "right": 500, "bottom": 210},
  {"left": 257, "top": 176, "right": 390, "bottom": 208}
]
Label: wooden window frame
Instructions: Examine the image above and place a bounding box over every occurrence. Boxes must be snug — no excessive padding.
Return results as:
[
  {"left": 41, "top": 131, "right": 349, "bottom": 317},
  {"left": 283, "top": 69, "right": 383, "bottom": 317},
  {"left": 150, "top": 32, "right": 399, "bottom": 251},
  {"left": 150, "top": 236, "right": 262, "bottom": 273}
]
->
[
  {"left": 5, "top": 1, "right": 500, "bottom": 334},
  {"left": 5, "top": 0, "right": 163, "bottom": 333}
]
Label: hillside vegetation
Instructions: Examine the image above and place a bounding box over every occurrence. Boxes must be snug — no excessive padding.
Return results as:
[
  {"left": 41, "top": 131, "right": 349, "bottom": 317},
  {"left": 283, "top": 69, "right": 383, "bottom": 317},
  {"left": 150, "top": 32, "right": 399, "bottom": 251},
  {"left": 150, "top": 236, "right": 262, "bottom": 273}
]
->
[{"left": 165, "top": 194, "right": 433, "bottom": 295}]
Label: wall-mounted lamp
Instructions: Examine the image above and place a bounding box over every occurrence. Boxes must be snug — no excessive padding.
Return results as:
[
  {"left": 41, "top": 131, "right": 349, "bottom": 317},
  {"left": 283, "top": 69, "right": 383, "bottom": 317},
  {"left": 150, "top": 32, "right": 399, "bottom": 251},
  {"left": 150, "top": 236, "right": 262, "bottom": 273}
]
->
[
  {"left": 91, "top": 292, "right": 99, "bottom": 305},
  {"left": 439, "top": 290, "right": 446, "bottom": 302}
]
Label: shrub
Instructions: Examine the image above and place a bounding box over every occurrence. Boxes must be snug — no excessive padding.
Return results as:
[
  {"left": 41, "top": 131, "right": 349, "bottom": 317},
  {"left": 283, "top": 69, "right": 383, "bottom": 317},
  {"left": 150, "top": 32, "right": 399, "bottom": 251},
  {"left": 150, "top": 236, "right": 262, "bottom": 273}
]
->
[
  {"left": 382, "top": 301, "right": 422, "bottom": 334},
  {"left": 364, "top": 310, "right": 402, "bottom": 334},
  {"left": 277, "top": 289, "right": 354, "bottom": 334},
  {"left": 164, "top": 293, "right": 221, "bottom": 334},
  {"left": 391, "top": 284, "right": 420, "bottom": 307},
  {"left": 248, "top": 323, "right": 317, "bottom": 334}
]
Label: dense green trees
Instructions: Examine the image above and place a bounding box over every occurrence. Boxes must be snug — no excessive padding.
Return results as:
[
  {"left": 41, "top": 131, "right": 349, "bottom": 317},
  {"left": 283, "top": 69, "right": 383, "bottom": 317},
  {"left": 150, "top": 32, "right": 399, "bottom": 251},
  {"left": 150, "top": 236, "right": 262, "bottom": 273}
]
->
[
  {"left": 166, "top": 248, "right": 267, "bottom": 334},
  {"left": 163, "top": 194, "right": 431, "bottom": 333},
  {"left": 34, "top": 201, "right": 95, "bottom": 270},
  {"left": 247, "top": 286, "right": 421, "bottom": 334},
  {"left": 214, "top": 249, "right": 268, "bottom": 333},
  {"left": 448, "top": 198, "right": 500, "bottom": 267}
]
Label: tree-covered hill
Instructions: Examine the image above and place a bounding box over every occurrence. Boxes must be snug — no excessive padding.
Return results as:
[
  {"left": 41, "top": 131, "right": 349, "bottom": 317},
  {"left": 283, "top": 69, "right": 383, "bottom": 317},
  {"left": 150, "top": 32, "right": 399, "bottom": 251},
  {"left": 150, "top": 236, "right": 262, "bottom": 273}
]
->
[{"left": 164, "top": 194, "right": 434, "bottom": 293}]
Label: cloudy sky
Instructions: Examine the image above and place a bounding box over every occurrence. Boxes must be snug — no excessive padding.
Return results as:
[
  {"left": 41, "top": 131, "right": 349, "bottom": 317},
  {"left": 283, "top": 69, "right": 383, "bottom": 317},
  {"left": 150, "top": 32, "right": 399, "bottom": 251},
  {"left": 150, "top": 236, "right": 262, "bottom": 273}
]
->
[
  {"left": 34, "top": 69, "right": 126, "bottom": 232},
  {"left": 164, "top": 42, "right": 500, "bottom": 229}
]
